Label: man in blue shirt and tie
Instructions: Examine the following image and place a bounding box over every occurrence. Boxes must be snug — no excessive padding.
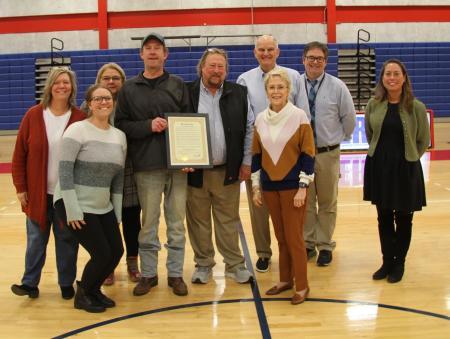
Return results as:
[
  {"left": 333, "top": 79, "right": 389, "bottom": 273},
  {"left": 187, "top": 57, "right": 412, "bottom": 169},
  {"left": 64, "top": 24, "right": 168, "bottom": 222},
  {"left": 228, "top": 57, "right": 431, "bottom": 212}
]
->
[{"left": 297, "top": 41, "right": 356, "bottom": 266}]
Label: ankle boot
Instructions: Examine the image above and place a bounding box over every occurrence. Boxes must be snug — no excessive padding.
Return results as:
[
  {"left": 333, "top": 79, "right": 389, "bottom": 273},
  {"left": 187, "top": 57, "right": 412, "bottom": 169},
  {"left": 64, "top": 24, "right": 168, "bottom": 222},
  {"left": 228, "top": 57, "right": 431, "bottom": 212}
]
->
[
  {"left": 74, "top": 281, "right": 106, "bottom": 313},
  {"left": 126, "top": 256, "right": 141, "bottom": 282},
  {"left": 387, "top": 262, "right": 405, "bottom": 283},
  {"left": 372, "top": 262, "right": 392, "bottom": 280},
  {"left": 92, "top": 290, "right": 116, "bottom": 308}
]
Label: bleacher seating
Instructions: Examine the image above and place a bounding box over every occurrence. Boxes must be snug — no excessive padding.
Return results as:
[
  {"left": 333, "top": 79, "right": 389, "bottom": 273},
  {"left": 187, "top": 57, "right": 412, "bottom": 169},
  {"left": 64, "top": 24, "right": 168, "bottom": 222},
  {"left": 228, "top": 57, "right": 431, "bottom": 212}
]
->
[{"left": 0, "top": 41, "right": 449, "bottom": 130}]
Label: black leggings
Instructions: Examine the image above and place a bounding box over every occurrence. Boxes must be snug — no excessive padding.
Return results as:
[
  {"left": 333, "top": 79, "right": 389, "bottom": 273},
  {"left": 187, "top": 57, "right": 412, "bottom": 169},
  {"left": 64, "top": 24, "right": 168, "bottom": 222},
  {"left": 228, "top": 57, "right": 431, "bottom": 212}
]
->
[
  {"left": 122, "top": 205, "right": 141, "bottom": 257},
  {"left": 376, "top": 206, "right": 414, "bottom": 265},
  {"left": 55, "top": 200, "right": 124, "bottom": 293}
]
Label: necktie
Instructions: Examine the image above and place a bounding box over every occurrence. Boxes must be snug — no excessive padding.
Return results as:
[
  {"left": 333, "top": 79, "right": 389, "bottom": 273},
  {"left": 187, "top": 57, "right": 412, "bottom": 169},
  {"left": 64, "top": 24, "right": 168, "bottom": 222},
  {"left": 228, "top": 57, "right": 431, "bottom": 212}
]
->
[{"left": 308, "top": 79, "right": 318, "bottom": 133}]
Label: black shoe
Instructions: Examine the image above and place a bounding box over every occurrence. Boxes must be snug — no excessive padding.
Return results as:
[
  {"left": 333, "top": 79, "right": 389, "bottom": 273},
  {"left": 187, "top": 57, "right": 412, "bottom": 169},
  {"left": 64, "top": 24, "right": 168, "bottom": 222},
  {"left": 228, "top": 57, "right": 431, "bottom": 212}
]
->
[
  {"left": 317, "top": 250, "right": 332, "bottom": 266},
  {"left": 74, "top": 281, "right": 105, "bottom": 313},
  {"left": 372, "top": 264, "right": 391, "bottom": 280},
  {"left": 11, "top": 284, "right": 39, "bottom": 298},
  {"left": 306, "top": 248, "right": 317, "bottom": 260},
  {"left": 60, "top": 285, "right": 75, "bottom": 300},
  {"left": 387, "top": 264, "right": 404, "bottom": 283},
  {"left": 255, "top": 258, "right": 270, "bottom": 273},
  {"left": 92, "top": 290, "right": 116, "bottom": 308}
]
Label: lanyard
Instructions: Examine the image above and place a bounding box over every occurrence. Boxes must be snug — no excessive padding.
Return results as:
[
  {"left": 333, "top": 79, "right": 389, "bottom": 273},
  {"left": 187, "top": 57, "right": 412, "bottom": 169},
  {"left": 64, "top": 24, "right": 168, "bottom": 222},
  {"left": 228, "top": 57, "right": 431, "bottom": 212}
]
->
[{"left": 304, "top": 73, "right": 326, "bottom": 105}]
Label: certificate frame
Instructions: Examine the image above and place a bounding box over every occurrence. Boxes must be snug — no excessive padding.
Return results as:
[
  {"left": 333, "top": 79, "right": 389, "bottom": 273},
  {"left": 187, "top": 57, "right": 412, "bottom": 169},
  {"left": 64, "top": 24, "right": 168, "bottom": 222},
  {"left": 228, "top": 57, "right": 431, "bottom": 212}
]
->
[{"left": 164, "top": 113, "right": 213, "bottom": 169}]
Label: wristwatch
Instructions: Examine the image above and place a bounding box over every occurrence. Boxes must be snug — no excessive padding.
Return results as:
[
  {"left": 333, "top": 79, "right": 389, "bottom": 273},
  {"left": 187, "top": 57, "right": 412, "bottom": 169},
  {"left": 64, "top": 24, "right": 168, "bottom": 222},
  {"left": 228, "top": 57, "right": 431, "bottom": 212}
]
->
[{"left": 299, "top": 182, "right": 309, "bottom": 188}]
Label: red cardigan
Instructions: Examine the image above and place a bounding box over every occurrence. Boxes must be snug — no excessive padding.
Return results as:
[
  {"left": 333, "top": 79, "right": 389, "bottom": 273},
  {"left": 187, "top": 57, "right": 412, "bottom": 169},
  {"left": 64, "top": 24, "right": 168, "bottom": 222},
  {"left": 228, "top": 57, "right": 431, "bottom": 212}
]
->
[{"left": 11, "top": 104, "right": 86, "bottom": 231}]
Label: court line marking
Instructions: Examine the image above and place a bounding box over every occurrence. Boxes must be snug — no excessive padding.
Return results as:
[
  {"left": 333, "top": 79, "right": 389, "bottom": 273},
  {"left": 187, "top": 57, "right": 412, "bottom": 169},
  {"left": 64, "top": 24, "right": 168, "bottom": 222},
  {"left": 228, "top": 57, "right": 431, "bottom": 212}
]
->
[
  {"left": 239, "top": 199, "right": 450, "bottom": 211},
  {"left": 51, "top": 297, "right": 449, "bottom": 338},
  {"left": 52, "top": 220, "right": 450, "bottom": 338},
  {"left": 336, "top": 199, "right": 450, "bottom": 207},
  {"left": 237, "top": 220, "right": 271, "bottom": 339},
  {"left": 264, "top": 297, "right": 450, "bottom": 321}
]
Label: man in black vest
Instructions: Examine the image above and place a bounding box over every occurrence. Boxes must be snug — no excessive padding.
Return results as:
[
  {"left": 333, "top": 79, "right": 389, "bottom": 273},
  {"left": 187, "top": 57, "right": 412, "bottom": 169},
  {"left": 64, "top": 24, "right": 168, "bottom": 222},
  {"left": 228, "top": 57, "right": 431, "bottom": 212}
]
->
[{"left": 187, "top": 48, "right": 254, "bottom": 284}]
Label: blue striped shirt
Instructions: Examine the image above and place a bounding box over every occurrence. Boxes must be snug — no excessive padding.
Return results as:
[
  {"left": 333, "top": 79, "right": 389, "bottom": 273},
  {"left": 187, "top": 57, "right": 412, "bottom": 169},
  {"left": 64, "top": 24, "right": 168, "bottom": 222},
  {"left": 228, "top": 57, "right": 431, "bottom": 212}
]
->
[
  {"left": 237, "top": 65, "right": 302, "bottom": 118},
  {"left": 298, "top": 72, "right": 356, "bottom": 148}
]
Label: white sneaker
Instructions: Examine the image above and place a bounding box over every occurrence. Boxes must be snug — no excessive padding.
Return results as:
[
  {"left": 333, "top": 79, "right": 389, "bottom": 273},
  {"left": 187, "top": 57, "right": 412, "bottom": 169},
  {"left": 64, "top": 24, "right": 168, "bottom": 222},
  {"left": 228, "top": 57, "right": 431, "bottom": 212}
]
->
[
  {"left": 225, "top": 267, "right": 253, "bottom": 284},
  {"left": 191, "top": 266, "right": 212, "bottom": 284}
]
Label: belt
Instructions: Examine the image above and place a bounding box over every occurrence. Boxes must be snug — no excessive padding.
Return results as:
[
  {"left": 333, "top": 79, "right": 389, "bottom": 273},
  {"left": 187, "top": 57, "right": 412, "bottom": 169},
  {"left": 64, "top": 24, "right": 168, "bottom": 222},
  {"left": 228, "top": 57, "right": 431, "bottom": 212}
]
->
[{"left": 316, "top": 144, "right": 339, "bottom": 154}]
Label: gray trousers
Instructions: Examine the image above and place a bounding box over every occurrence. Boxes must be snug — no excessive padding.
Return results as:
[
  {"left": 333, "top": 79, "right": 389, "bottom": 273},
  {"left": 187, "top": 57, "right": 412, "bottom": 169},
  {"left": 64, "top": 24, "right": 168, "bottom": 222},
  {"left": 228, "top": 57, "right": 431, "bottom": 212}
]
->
[{"left": 304, "top": 147, "right": 340, "bottom": 251}]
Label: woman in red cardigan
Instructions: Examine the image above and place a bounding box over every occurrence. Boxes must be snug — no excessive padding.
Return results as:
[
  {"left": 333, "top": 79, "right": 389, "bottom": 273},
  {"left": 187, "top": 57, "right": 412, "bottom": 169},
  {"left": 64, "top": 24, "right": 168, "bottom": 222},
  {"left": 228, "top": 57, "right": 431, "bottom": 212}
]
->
[{"left": 11, "top": 67, "right": 85, "bottom": 300}]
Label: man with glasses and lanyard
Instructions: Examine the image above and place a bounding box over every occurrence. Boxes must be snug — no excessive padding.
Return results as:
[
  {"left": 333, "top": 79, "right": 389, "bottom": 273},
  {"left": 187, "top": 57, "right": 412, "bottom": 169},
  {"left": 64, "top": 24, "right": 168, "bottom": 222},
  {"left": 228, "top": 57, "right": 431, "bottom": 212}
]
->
[{"left": 297, "top": 41, "right": 356, "bottom": 266}]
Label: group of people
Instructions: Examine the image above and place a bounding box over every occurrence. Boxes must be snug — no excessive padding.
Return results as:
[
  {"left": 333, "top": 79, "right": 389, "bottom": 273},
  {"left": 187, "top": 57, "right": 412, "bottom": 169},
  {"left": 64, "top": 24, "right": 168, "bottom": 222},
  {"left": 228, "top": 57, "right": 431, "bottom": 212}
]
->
[{"left": 10, "top": 32, "right": 429, "bottom": 312}]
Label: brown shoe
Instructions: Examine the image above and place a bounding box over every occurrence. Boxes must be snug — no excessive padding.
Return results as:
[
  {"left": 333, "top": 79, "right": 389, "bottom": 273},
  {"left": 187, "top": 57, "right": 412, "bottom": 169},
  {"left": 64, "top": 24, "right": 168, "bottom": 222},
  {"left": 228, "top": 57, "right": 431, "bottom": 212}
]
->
[
  {"left": 265, "top": 283, "right": 293, "bottom": 295},
  {"left": 133, "top": 276, "right": 158, "bottom": 296},
  {"left": 168, "top": 277, "right": 188, "bottom": 296},
  {"left": 126, "top": 256, "right": 141, "bottom": 283},
  {"left": 291, "top": 287, "right": 310, "bottom": 305}
]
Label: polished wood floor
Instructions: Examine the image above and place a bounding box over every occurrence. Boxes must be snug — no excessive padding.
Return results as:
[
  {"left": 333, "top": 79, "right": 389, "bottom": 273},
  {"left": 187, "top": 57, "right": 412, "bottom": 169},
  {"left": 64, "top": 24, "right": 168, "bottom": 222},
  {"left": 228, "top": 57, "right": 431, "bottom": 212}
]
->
[{"left": 0, "top": 124, "right": 449, "bottom": 338}]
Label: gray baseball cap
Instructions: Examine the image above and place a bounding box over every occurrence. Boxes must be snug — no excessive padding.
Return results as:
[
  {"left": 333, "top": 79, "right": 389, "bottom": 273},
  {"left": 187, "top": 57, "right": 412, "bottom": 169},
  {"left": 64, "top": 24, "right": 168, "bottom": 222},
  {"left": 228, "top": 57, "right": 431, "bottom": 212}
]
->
[{"left": 141, "top": 32, "right": 165, "bottom": 48}]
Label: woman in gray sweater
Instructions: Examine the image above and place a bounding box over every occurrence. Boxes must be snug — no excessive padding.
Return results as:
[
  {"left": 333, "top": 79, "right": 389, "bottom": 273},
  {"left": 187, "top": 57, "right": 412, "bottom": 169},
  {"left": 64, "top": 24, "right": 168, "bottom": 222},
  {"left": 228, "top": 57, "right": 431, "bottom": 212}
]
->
[{"left": 54, "top": 84, "right": 127, "bottom": 313}]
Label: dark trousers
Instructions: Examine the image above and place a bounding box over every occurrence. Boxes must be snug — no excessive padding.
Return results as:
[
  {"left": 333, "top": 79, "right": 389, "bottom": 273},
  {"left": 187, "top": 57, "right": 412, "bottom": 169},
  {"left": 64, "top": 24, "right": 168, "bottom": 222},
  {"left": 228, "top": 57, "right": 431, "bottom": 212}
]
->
[
  {"left": 122, "top": 205, "right": 141, "bottom": 257},
  {"left": 376, "top": 206, "right": 413, "bottom": 266},
  {"left": 55, "top": 200, "right": 124, "bottom": 293}
]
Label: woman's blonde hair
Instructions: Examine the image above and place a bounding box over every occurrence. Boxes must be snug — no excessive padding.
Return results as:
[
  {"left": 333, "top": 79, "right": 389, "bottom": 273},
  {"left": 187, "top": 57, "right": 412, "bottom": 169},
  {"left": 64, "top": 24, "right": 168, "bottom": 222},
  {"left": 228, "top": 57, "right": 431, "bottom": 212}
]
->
[
  {"left": 41, "top": 67, "right": 77, "bottom": 108},
  {"left": 264, "top": 68, "right": 292, "bottom": 94},
  {"left": 95, "top": 63, "right": 126, "bottom": 84}
]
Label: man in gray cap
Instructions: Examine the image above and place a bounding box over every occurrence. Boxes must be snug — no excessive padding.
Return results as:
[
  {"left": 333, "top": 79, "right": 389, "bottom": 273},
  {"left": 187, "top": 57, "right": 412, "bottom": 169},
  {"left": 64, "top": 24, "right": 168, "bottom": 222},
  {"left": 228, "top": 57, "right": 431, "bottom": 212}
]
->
[{"left": 115, "top": 32, "right": 191, "bottom": 297}]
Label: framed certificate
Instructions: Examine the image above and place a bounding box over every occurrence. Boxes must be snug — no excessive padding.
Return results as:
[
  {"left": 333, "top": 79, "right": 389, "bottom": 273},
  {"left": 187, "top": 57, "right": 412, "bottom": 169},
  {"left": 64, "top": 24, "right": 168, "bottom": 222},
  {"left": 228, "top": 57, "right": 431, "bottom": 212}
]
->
[{"left": 164, "top": 113, "right": 213, "bottom": 169}]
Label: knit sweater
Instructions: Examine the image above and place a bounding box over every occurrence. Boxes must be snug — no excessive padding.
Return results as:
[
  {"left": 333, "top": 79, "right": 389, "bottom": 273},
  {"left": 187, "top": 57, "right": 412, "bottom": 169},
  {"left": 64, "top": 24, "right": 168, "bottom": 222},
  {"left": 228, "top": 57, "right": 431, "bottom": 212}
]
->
[
  {"left": 251, "top": 102, "right": 315, "bottom": 191},
  {"left": 53, "top": 120, "right": 127, "bottom": 223},
  {"left": 11, "top": 104, "right": 85, "bottom": 230}
]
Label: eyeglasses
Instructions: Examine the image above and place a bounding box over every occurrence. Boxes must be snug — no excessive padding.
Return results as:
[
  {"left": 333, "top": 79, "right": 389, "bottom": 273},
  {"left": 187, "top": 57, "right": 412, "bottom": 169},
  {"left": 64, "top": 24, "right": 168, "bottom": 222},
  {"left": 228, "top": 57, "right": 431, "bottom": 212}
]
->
[
  {"left": 305, "top": 56, "right": 326, "bottom": 63},
  {"left": 101, "top": 76, "right": 121, "bottom": 82},
  {"left": 91, "top": 96, "right": 113, "bottom": 103},
  {"left": 267, "top": 85, "right": 287, "bottom": 91}
]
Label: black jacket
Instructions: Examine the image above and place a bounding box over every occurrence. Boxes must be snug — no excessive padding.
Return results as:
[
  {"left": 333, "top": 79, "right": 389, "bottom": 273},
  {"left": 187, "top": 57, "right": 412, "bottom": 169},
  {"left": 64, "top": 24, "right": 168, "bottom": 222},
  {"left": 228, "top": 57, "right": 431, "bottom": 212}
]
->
[
  {"left": 187, "top": 79, "right": 249, "bottom": 187},
  {"left": 115, "top": 71, "right": 190, "bottom": 172}
]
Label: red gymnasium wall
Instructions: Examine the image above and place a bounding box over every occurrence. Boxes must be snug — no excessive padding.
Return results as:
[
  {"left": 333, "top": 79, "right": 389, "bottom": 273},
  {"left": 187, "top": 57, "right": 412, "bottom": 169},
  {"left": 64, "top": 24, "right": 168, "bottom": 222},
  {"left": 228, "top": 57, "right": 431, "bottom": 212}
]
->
[{"left": 0, "top": 0, "right": 449, "bottom": 50}]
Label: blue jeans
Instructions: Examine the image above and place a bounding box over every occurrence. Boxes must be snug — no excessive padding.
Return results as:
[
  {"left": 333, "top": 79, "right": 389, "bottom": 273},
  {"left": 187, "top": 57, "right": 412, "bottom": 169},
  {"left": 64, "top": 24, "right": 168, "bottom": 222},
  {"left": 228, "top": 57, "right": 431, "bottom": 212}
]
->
[
  {"left": 21, "top": 194, "right": 78, "bottom": 287},
  {"left": 135, "top": 170, "right": 187, "bottom": 278}
]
